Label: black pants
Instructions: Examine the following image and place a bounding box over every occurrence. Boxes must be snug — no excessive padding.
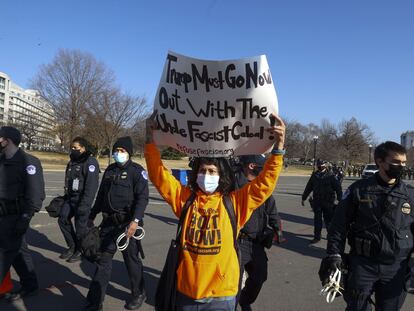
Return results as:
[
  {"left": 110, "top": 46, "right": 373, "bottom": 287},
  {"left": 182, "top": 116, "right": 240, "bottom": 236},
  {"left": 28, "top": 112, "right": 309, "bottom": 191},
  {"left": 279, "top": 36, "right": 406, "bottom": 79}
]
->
[
  {"left": 12, "top": 236, "right": 38, "bottom": 290},
  {"left": 237, "top": 239, "right": 268, "bottom": 307},
  {"left": 311, "top": 200, "right": 334, "bottom": 240},
  {"left": 86, "top": 225, "right": 145, "bottom": 307},
  {"left": 1, "top": 215, "right": 24, "bottom": 283},
  {"left": 0, "top": 215, "right": 37, "bottom": 290},
  {"left": 344, "top": 255, "right": 408, "bottom": 311},
  {"left": 58, "top": 201, "right": 89, "bottom": 251}
]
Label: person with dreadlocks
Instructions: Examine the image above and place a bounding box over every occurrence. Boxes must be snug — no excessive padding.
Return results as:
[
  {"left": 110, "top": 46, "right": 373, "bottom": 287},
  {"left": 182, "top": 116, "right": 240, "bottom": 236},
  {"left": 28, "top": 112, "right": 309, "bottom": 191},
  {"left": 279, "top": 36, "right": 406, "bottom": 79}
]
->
[{"left": 145, "top": 112, "right": 286, "bottom": 311}]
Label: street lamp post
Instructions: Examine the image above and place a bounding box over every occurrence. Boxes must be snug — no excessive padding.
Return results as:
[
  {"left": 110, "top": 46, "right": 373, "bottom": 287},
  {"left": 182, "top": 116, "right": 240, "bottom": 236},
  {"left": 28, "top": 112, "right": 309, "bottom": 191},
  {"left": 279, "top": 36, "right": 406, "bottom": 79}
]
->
[
  {"left": 313, "top": 136, "right": 319, "bottom": 171},
  {"left": 368, "top": 144, "right": 373, "bottom": 163}
]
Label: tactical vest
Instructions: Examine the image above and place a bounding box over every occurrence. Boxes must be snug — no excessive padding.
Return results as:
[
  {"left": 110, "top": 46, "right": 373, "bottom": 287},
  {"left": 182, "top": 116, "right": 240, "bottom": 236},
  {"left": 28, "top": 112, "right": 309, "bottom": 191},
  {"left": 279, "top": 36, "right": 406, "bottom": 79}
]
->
[
  {"left": 348, "top": 179, "right": 414, "bottom": 264},
  {"left": 64, "top": 159, "right": 89, "bottom": 200},
  {"left": 313, "top": 176, "right": 336, "bottom": 202}
]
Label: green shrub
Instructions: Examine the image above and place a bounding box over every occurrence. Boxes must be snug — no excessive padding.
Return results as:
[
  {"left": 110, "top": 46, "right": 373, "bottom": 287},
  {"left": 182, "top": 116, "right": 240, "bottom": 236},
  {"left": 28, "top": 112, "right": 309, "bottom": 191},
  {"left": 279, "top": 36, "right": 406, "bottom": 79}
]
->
[{"left": 161, "top": 147, "right": 186, "bottom": 160}]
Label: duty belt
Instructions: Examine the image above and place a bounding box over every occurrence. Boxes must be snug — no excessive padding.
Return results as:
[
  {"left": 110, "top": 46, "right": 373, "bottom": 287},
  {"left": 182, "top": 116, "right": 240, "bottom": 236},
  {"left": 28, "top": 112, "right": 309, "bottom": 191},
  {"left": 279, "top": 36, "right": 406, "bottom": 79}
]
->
[{"left": 101, "top": 212, "right": 130, "bottom": 227}]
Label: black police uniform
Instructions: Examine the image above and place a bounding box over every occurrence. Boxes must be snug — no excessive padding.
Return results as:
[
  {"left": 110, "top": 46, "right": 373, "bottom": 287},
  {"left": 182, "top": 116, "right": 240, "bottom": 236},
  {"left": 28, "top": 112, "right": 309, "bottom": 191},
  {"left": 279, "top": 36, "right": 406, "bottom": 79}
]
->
[
  {"left": 58, "top": 154, "right": 99, "bottom": 257},
  {"left": 302, "top": 169, "right": 342, "bottom": 241},
  {"left": 235, "top": 171, "right": 281, "bottom": 309},
  {"left": 0, "top": 149, "right": 45, "bottom": 290},
  {"left": 327, "top": 173, "right": 414, "bottom": 311},
  {"left": 86, "top": 159, "right": 149, "bottom": 309}
]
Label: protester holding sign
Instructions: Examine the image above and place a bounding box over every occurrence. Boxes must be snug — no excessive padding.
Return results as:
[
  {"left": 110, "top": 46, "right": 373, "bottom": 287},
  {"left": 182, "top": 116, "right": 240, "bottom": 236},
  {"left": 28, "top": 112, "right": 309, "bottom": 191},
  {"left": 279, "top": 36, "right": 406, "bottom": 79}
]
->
[
  {"left": 153, "top": 51, "right": 279, "bottom": 158},
  {"left": 145, "top": 110, "right": 285, "bottom": 310}
]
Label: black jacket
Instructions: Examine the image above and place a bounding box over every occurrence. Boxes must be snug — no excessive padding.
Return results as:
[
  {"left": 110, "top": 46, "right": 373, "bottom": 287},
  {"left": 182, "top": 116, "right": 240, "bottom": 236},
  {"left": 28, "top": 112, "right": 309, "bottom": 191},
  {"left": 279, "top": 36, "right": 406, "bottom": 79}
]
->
[
  {"left": 302, "top": 170, "right": 342, "bottom": 203},
  {"left": 90, "top": 160, "right": 149, "bottom": 221},
  {"left": 235, "top": 171, "right": 280, "bottom": 240},
  {"left": 0, "top": 149, "right": 45, "bottom": 215},
  {"left": 64, "top": 155, "right": 100, "bottom": 214},
  {"left": 327, "top": 173, "right": 414, "bottom": 264}
]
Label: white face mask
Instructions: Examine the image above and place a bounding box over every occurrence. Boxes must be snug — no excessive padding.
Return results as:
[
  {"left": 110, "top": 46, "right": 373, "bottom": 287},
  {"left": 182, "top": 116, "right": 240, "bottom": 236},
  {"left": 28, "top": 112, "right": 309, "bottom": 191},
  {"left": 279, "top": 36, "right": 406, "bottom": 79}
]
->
[
  {"left": 196, "top": 173, "right": 220, "bottom": 194},
  {"left": 113, "top": 151, "right": 129, "bottom": 164}
]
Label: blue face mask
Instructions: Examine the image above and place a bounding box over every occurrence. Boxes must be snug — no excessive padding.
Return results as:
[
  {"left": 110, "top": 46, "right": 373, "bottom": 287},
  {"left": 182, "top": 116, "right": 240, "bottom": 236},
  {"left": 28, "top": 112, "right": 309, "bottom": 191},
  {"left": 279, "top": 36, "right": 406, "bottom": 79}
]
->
[{"left": 113, "top": 152, "right": 129, "bottom": 164}]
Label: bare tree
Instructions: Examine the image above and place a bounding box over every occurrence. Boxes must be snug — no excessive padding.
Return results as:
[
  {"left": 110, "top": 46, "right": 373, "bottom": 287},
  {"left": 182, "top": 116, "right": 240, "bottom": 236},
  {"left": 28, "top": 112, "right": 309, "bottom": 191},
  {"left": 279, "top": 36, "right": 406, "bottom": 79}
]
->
[
  {"left": 9, "top": 116, "right": 42, "bottom": 150},
  {"left": 82, "top": 109, "right": 109, "bottom": 157},
  {"left": 337, "top": 117, "right": 374, "bottom": 164},
  {"left": 317, "top": 119, "right": 339, "bottom": 162},
  {"left": 283, "top": 118, "right": 320, "bottom": 161},
  {"left": 130, "top": 115, "right": 151, "bottom": 158},
  {"left": 299, "top": 123, "right": 320, "bottom": 162},
  {"left": 31, "top": 49, "right": 114, "bottom": 146},
  {"left": 283, "top": 119, "right": 302, "bottom": 158},
  {"left": 87, "top": 88, "right": 148, "bottom": 163}
]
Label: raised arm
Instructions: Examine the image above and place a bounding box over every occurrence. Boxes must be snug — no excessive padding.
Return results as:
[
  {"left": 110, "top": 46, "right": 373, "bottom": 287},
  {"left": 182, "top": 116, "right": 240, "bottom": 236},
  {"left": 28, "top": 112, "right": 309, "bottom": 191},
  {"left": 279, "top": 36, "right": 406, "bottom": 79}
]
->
[
  {"left": 144, "top": 111, "right": 191, "bottom": 217},
  {"left": 232, "top": 113, "right": 285, "bottom": 228}
]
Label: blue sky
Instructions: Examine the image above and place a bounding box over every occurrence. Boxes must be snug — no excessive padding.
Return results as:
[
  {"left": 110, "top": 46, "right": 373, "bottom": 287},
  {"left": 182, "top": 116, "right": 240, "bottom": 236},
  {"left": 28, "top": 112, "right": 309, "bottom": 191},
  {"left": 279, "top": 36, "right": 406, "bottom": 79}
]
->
[{"left": 1, "top": 0, "right": 413, "bottom": 142}]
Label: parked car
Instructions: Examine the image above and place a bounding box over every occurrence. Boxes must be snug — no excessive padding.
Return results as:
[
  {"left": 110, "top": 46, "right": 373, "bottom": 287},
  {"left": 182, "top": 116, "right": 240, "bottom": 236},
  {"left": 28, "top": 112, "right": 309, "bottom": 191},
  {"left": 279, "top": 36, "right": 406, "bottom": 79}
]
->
[{"left": 362, "top": 163, "right": 378, "bottom": 179}]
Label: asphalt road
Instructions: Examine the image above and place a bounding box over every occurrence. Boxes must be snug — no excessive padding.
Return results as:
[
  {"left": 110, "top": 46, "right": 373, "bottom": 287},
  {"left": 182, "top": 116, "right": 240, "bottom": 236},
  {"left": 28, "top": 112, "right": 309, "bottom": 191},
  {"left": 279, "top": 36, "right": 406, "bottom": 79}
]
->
[{"left": 1, "top": 172, "right": 414, "bottom": 311}]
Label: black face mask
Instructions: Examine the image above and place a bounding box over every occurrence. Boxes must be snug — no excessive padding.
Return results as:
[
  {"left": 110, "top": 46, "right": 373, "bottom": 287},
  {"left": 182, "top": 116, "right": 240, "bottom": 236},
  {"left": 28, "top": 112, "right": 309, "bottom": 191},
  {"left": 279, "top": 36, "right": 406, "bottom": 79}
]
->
[
  {"left": 70, "top": 149, "right": 83, "bottom": 161},
  {"left": 385, "top": 163, "right": 404, "bottom": 179}
]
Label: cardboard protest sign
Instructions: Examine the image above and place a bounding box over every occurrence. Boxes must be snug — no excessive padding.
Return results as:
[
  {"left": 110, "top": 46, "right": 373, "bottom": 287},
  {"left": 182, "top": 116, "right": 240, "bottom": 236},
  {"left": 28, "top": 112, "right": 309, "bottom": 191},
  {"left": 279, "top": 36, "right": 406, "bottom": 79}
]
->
[{"left": 153, "top": 51, "right": 278, "bottom": 157}]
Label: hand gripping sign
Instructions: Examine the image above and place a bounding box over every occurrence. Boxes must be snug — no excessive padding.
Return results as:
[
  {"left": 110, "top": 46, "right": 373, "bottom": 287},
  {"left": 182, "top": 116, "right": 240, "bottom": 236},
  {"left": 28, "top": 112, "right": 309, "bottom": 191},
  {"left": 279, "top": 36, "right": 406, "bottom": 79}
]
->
[{"left": 153, "top": 51, "right": 279, "bottom": 157}]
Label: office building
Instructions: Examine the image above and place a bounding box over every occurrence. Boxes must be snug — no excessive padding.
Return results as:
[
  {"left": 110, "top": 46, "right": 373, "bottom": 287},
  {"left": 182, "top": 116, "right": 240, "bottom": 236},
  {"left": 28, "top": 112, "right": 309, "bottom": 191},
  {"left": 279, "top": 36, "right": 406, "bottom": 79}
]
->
[{"left": 0, "top": 71, "right": 56, "bottom": 149}]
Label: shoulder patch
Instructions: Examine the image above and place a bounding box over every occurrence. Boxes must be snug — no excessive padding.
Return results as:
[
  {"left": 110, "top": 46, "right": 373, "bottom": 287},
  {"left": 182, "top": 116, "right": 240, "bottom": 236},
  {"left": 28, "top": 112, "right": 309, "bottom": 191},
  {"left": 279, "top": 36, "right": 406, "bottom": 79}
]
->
[
  {"left": 89, "top": 165, "right": 96, "bottom": 173},
  {"left": 26, "top": 165, "right": 36, "bottom": 175},
  {"left": 141, "top": 170, "right": 148, "bottom": 180}
]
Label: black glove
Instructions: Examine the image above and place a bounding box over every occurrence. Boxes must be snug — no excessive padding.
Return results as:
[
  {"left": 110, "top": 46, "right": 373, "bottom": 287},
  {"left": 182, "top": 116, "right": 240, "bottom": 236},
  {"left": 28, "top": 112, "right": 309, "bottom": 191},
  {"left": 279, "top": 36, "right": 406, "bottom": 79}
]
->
[
  {"left": 318, "top": 255, "right": 342, "bottom": 285},
  {"left": 328, "top": 255, "right": 342, "bottom": 271},
  {"left": 15, "top": 214, "right": 31, "bottom": 236}
]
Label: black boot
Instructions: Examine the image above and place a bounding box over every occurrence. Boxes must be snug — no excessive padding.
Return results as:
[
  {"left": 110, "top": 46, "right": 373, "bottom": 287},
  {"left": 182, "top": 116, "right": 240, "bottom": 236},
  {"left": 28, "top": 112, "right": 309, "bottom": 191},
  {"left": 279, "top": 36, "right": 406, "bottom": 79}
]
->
[
  {"left": 124, "top": 293, "right": 146, "bottom": 310},
  {"left": 67, "top": 251, "right": 82, "bottom": 263},
  {"left": 309, "top": 237, "right": 321, "bottom": 244},
  {"left": 59, "top": 247, "right": 75, "bottom": 260}
]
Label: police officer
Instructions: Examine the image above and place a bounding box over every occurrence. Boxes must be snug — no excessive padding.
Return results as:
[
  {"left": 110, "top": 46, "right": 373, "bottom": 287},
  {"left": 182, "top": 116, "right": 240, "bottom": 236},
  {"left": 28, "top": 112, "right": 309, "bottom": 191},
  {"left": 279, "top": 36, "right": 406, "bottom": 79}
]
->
[
  {"left": 58, "top": 137, "right": 99, "bottom": 263},
  {"left": 85, "top": 136, "right": 149, "bottom": 311},
  {"left": 332, "top": 164, "right": 344, "bottom": 184},
  {"left": 302, "top": 159, "right": 342, "bottom": 244},
  {"left": 323, "top": 141, "right": 414, "bottom": 311},
  {"left": 235, "top": 154, "right": 283, "bottom": 311},
  {"left": 0, "top": 126, "right": 45, "bottom": 300}
]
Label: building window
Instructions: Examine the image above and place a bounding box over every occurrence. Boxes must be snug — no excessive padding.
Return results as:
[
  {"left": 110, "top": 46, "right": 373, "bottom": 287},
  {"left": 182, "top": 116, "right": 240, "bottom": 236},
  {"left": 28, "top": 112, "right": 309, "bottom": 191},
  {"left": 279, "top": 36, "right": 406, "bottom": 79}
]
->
[{"left": 0, "top": 77, "right": 5, "bottom": 90}]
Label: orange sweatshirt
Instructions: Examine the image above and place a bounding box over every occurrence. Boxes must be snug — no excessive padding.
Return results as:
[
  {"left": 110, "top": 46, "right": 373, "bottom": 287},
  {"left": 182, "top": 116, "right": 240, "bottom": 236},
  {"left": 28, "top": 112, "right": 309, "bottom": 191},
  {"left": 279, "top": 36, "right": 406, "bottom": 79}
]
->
[{"left": 145, "top": 143, "right": 283, "bottom": 300}]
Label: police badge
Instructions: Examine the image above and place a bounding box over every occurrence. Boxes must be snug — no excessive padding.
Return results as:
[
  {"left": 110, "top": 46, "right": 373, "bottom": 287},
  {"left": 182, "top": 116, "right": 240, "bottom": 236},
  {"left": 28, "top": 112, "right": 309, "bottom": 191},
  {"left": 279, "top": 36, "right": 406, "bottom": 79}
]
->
[{"left": 401, "top": 202, "right": 411, "bottom": 214}]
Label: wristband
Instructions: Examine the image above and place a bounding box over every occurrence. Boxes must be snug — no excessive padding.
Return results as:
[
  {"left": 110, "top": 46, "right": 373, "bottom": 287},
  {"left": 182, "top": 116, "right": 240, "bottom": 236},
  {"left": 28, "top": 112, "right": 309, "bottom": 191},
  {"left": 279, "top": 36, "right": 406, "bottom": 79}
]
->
[{"left": 271, "top": 148, "right": 286, "bottom": 155}]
